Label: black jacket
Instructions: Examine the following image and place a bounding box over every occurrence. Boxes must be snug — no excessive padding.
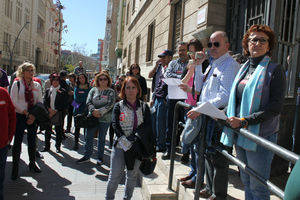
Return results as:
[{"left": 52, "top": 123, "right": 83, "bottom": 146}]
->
[
  {"left": 28, "top": 102, "right": 50, "bottom": 130},
  {"left": 44, "top": 87, "right": 69, "bottom": 111},
  {"left": 112, "top": 100, "right": 155, "bottom": 170}
]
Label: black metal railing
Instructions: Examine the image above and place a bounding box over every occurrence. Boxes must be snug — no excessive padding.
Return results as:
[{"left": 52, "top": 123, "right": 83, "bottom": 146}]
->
[{"left": 168, "top": 101, "right": 300, "bottom": 200}]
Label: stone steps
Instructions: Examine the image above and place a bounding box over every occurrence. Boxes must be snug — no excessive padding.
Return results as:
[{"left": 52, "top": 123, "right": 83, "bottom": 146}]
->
[{"left": 140, "top": 157, "right": 177, "bottom": 200}]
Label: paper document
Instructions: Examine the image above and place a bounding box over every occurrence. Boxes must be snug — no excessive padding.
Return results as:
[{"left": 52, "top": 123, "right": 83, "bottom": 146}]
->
[
  {"left": 191, "top": 102, "right": 227, "bottom": 120},
  {"left": 163, "top": 78, "right": 187, "bottom": 99}
]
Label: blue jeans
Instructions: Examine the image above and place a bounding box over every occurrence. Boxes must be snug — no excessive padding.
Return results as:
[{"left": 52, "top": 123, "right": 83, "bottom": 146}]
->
[
  {"left": 84, "top": 122, "right": 110, "bottom": 160},
  {"left": 153, "top": 98, "right": 167, "bottom": 150},
  {"left": 106, "top": 147, "right": 141, "bottom": 200},
  {"left": 0, "top": 146, "right": 8, "bottom": 200},
  {"left": 236, "top": 133, "right": 277, "bottom": 200}
]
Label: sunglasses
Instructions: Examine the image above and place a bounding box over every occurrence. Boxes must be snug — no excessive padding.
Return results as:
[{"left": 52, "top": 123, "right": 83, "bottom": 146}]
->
[
  {"left": 99, "top": 78, "right": 108, "bottom": 81},
  {"left": 207, "top": 42, "right": 220, "bottom": 48},
  {"left": 248, "top": 37, "right": 268, "bottom": 44}
]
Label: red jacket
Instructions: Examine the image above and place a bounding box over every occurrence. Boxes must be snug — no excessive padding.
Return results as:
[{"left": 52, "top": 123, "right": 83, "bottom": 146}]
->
[{"left": 0, "top": 87, "right": 16, "bottom": 148}]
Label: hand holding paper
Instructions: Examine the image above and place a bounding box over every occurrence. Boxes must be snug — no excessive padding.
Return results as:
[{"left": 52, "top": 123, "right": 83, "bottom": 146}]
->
[
  {"left": 191, "top": 102, "right": 227, "bottom": 120},
  {"left": 163, "top": 78, "right": 187, "bottom": 99}
]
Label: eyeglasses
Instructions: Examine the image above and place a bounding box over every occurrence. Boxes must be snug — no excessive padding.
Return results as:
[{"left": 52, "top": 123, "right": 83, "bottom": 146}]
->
[
  {"left": 248, "top": 37, "right": 268, "bottom": 44},
  {"left": 207, "top": 42, "right": 220, "bottom": 48},
  {"left": 99, "top": 78, "right": 108, "bottom": 81},
  {"left": 132, "top": 67, "right": 139, "bottom": 69}
]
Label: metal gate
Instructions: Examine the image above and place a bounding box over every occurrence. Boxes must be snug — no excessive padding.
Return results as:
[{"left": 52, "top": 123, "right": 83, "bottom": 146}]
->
[{"left": 277, "top": 0, "right": 300, "bottom": 98}]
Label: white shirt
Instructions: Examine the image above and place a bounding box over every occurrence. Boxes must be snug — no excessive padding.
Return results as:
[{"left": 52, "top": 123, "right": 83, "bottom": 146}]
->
[
  {"left": 195, "top": 53, "right": 239, "bottom": 109},
  {"left": 10, "top": 79, "right": 43, "bottom": 114},
  {"left": 50, "top": 86, "right": 60, "bottom": 111}
]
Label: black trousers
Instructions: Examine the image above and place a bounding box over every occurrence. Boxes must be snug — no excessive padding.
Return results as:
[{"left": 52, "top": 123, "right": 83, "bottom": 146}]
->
[
  {"left": 44, "top": 125, "right": 63, "bottom": 149},
  {"left": 66, "top": 105, "right": 73, "bottom": 132},
  {"left": 204, "top": 148, "right": 231, "bottom": 200},
  {"left": 12, "top": 114, "right": 37, "bottom": 166}
]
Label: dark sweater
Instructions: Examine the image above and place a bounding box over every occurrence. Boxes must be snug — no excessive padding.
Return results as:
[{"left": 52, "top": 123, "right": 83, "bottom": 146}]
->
[{"left": 236, "top": 55, "right": 286, "bottom": 125}]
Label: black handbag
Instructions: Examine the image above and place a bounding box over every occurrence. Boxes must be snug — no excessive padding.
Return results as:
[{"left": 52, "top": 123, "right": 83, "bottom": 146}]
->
[
  {"left": 74, "top": 113, "right": 99, "bottom": 128},
  {"left": 139, "top": 156, "right": 157, "bottom": 175}
]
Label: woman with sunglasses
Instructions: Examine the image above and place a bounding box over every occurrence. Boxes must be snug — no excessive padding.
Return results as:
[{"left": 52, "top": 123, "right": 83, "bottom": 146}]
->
[
  {"left": 221, "top": 25, "right": 286, "bottom": 200},
  {"left": 72, "top": 73, "right": 91, "bottom": 150},
  {"left": 129, "top": 64, "right": 147, "bottom": 101},
  {"left": 10, "top": 62, "right": 43, "bottom": 180},
  {"left": 42, "top": 73, "right": 69, "bottom": 153},
  {"left": 77, "top": 72, "right": 115, "bottom": 165}
]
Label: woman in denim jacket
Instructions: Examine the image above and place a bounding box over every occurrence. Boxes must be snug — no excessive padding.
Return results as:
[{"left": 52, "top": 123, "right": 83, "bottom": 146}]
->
[{"left": 72, "top": 73, "right": 91, "bottom": 150}]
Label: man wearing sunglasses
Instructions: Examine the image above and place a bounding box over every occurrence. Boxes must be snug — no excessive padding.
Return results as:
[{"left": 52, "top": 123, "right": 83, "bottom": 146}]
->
[{"left": 180, "top": 31, "right": 239, "bottom": 199}]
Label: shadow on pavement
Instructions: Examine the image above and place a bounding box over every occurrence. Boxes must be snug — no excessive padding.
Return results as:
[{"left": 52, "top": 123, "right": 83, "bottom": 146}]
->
[{"left": 5, "top": 159, "right": 75, "bottom": 200}]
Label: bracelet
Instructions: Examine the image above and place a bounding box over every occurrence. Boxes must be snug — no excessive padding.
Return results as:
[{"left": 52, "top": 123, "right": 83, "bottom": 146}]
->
[{"left": 240, "top": 118, "right": 248, "bottom": 128}]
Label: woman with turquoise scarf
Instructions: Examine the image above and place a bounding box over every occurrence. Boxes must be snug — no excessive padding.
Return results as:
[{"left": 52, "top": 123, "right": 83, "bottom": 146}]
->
[{"left": 220, "top": 25, "right": 286, "bottom": 200}]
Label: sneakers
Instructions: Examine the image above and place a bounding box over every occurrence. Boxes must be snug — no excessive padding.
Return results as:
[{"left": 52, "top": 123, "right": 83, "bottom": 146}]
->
[
  {"left": 161, "top": 151, "right": 171, "bottom": 160},
  {"left": 96, "top": 159, "right": 104, "bottom": 165},
  {"left": 76, "top": 157, "right": 90, "bottom": 164}
]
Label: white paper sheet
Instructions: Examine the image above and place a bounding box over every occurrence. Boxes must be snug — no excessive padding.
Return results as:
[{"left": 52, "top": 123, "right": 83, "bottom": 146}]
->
[
  {"left": 191, "top": 102, "right": 227, "bottom": 120},
  {"left": 163, "top": 78, "right": 187, "bottom": 99}
]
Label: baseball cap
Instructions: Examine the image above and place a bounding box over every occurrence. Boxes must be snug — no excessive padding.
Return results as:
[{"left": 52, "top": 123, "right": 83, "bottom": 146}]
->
[
  {"left": 59, "top": 70, "right": 68, "bottom": 77},
  {"left": 158, "top": 50, "right": 173, "bottom": 58}
]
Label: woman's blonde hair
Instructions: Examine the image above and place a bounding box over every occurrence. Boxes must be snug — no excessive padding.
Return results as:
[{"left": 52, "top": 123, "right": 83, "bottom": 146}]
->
[{"left": 16, "top": 62, "right": 36, "bottom": 78}]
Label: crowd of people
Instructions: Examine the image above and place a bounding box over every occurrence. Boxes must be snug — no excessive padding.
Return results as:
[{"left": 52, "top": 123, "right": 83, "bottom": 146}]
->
[{"left": 0, "top": 24, "right": 286, "bottom": 200}]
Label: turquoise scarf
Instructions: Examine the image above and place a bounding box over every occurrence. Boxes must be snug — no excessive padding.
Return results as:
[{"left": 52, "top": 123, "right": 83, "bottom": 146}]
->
[{"left": 220, "top": 56, "right": 271, "bottom": 151}]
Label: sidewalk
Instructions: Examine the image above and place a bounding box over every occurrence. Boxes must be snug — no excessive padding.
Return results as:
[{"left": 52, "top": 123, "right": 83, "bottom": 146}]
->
[
  {"left": 3, "top": 129, "right": 288, "bottom": 200},
  {"left": 4, "top": 130, "right": 143, "bottom": 200}
]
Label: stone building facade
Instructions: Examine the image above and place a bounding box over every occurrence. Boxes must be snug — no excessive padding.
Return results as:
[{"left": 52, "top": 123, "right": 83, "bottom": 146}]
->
[
  {"left": 110, "top": 0, "right": 300, "bottom": 174},
  {"left": 103, "top": 0, "right": 120, "bottom": 76},
  {"left": 0, "top": 0, "right": 62, "bottom": 74}
]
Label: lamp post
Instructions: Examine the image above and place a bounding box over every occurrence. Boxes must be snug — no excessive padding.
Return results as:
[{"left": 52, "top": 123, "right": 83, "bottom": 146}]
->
[{"left": 5, "top": 21, "right": 30, "bottom": 74}]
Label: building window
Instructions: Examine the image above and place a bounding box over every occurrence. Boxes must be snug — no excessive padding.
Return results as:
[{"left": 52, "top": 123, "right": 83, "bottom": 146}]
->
[
  {"left": 37, "top": 16, "right": 45, "bottom": 36},
  {"left": 126, "top": 3, "right": 130, "bottom": 25},
  {"left": 171, "top": 0, "right": 183, "bottom": 51},
  {"left": 135, "top": 35, "right": 140, "bottom": 64},
  {"left": 132, "top": 0, "right": 136, "bottom": 15},
  {"left": 146, "top": 21, "right": 155, "bottom": 62},
  {"left": 3, "top": 32, "right": 11, "bottom": 52},
  {"left": 123, "top": 48, "right": 127, "bottom": 58},
  {"left": 16, "top": 3, "right": 22, "bottom": 25},
  {"left": 14, "top": 40, "right": 21, "bottom": 56},
  {"left": 24, "top": 8, "right": 30, "bottom": 30},
  {"left": 128, "top": 44, "right": 132, "bottom": 68},
  {"left": 23, "top": 41, "right": 28, "bottom": 57},
  {"left": 4, "top": 0, "right": 13, "bottom": 19}
]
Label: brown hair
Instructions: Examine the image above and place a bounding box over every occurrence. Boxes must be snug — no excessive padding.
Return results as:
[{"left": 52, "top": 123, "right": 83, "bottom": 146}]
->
[
  {"left": 242, "top": 24, "right": 276, "bottom": 57},
  {"left": 129, "top": 63, "right": 140, "bottom": 75},
  {"left": 188, "top": 39, "right": 203, "bottom": 51},
  {"left": 119, "top": 76, "right": 141, "bottom": 100},
  {"left": 94, "top": 72, "right": 112, "bottom": 87}
]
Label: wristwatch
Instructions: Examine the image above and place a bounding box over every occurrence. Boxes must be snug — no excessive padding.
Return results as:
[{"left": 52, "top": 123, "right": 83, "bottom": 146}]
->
[{"left": 240, "top": 118, "right": 248, "bottom": 128}]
